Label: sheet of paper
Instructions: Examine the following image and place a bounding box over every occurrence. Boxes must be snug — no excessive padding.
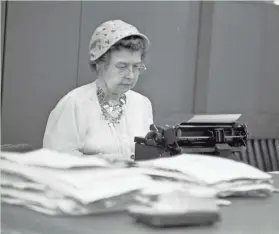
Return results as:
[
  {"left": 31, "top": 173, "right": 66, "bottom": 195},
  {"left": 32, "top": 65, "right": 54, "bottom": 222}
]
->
[
  {"left": 1, "top": 197, "right": 59, "bottom": 215},
  {"left": 269, "top": 171, "right": 279, "bottom": 174},
  {"left": 187, "top": 114, "right": 242, "bottom": 123}
]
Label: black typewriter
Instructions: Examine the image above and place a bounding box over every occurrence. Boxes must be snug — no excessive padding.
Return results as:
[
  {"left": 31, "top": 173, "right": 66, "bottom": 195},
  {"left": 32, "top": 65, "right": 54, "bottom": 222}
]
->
[{"left": 134, "top": 114, "right": 248, "bottom": 161}]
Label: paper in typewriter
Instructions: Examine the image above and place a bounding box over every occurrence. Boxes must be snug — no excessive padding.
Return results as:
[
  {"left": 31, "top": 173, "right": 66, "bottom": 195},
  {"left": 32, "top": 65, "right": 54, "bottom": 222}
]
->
[{"left": 187, "top": 114, "right": 242, "bottom": 123}]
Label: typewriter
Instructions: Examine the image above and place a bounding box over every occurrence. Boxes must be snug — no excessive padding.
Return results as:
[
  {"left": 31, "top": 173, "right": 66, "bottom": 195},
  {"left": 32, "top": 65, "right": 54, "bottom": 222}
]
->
[{"left": 134, "top": 114, "right": 248, "bottom": 161}]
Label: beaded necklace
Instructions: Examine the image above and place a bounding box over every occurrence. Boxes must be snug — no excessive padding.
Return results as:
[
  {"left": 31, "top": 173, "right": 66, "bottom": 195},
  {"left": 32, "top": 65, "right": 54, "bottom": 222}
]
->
[{"left": 96, "top": 84, "right": 127, "bottom": 127}]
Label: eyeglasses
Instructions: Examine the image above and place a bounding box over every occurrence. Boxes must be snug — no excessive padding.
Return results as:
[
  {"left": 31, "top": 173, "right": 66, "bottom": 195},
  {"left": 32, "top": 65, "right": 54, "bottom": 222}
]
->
[{"left": 113, "top": 62, "right": 146, "bottom": 75}]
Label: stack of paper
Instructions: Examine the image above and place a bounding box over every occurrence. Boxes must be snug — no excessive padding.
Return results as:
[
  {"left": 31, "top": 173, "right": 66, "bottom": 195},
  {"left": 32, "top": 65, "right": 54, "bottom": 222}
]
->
[
  {"left": 137, "top": 154, "right": 275, "bottom": 198},
  {"left": 1, "top": 149, "right": 275, "bottom": 216},
  {"left": 0, "top": 149, "right": 153, "bottom": 215}
]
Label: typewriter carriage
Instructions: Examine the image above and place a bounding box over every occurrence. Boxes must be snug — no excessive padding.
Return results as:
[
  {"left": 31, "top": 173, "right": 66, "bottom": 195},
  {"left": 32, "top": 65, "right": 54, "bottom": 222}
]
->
[{"left": 134, "top": 118, "right": 249, "bottom": 161}]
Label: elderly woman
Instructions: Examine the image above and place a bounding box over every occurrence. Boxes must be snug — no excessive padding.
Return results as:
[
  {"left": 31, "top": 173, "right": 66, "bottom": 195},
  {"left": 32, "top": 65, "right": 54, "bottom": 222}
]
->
[{"left": 43, "top": 20, "right": 153, "bottom": 160}]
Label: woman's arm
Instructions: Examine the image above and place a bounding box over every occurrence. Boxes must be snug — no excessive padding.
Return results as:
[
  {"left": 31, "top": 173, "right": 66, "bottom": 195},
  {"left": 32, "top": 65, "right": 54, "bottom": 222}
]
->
[
  {"left": 43, "top": 96, "right": 84, "bottom": 156},
  {"left": 144, "top": 97, "right": 154, "bottom": 132}
]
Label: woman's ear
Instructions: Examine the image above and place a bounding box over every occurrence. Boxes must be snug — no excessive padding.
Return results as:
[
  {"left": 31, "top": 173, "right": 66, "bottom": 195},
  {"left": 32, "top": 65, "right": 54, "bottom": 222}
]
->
[
  {"left": 89, "top": 63, "right": 97, "bottom": 73},
  {"left": 96, "top": 63, "right": 100, "bottom": 71},
  {"left": 96, "top": 62, "right": 107, "bottom": 76}
]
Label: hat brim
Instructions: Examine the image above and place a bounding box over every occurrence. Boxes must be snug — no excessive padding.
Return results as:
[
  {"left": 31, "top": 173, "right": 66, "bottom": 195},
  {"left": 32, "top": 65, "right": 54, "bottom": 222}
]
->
[{"left": 90, "top": 33, "right": 150, "bottom": 63}]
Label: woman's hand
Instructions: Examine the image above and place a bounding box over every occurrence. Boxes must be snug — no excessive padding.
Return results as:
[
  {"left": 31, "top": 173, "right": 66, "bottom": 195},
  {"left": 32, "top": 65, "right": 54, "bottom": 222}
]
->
[
  {"left": 81, "top": 147, "right": 102, "bottom": 156},
  {"left": 81, "top": 147, "right": 133, "bottom": 163}
]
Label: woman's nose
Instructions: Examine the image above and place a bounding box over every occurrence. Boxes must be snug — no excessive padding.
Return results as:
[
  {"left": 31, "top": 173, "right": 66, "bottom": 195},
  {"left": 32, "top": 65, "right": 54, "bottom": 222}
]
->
[{"left": 126, "top": 69, "right": 135, "bottom": 79}]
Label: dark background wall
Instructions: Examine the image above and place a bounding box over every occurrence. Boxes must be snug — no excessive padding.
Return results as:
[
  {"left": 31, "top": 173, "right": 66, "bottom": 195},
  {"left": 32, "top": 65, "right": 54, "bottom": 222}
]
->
[
  {"left": 206, "top": 2, "right": 279, "bottom": 138},
  {"left": 1, "top": 0, "right": 7, "bottom": 145},
  {"left": 1, "top": 1, "right": 279, "bottom": 148},
  {"left": 1, "top": 1, "right": 80, "bottom": 147}
]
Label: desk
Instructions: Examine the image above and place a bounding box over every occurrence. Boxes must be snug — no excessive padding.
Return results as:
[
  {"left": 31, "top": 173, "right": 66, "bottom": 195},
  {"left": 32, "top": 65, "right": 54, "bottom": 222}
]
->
[{"left": 2, "top": 175, "right": 279, "bottom": 234}]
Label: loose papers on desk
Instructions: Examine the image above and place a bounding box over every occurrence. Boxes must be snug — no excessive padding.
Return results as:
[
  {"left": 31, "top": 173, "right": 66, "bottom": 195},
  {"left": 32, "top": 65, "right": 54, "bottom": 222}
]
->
[
  {"left": 1, "top": 154, "right": 145, "bottom": 215},
  {"left": 1, "top": 149, "right": 151, "bottom": 215},
  {"left": 0, "top": 149, "right": 275, "bottom": 216},
  {"left": 137, "top": 154, "right": 274, "bottom": 197}
]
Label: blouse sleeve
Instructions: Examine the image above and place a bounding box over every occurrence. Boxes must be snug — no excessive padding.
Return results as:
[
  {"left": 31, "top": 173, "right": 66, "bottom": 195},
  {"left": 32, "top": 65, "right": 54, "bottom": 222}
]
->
[
  {"left": 43, "top": 96, "right": 84, "bottom": 156},
  {"left": 143, "top": 97, "right": 154, "bottom": 132}
]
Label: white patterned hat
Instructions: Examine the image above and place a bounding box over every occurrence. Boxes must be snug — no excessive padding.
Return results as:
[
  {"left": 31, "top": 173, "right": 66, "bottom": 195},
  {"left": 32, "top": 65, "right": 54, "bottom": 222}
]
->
[{"left": 89, "top": 20, "right": 150, "bottom": 63}]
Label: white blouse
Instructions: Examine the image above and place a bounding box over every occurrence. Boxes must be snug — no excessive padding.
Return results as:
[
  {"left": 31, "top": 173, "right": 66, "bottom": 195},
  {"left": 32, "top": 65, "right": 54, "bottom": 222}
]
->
[{"left": 43, "top": 82, "right": 153, "bottom": 160}]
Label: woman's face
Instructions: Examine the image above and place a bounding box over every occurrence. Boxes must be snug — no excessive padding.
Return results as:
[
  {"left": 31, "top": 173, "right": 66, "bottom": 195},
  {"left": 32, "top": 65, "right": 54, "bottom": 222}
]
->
[{"left": 100, "top": 49, "right": 144, "bottom": 94}]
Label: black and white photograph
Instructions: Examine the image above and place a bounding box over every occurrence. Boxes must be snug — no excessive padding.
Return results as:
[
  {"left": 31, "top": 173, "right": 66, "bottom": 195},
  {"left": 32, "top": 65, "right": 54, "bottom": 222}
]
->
[{"left": 1, "top": 1, "right": 279, "bottom": 233}]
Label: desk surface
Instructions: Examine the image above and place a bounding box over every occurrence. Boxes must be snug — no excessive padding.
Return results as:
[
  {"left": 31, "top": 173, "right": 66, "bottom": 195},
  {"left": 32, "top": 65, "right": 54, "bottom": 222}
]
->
[{"left": 2, "top": 175, "right": 279, "bottom": 234}]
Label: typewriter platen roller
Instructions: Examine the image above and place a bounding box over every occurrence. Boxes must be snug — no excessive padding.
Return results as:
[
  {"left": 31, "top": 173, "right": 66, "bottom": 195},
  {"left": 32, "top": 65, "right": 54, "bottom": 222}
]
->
[{"left": 134, "top": 114, "right": 248, "bottom": 161}]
